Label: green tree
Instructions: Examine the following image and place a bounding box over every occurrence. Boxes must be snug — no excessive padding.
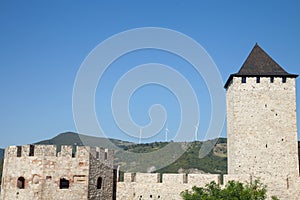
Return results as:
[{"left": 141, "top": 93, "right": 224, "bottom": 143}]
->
[{"left": 181, "top": 179, "right": 279, "bottom": 200}]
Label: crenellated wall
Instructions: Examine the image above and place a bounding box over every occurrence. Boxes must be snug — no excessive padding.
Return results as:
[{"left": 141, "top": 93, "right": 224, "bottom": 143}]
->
[
  {"left": 0, "top": 145, "right": 115, "bottom": 200},
  {"left": 116, "top": 173, "right": 220, "bottom": 200}
]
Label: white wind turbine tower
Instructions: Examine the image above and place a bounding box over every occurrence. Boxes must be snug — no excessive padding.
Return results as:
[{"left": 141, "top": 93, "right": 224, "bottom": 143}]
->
[
  {"left": 194, "top": 124, "right": 199, "bottom": 141},
  {"left": 165, "top": 127, "right": 169, "bottom": 142},
  {"left": 139, "top": 128, "right": 142, "bottom": 144}
]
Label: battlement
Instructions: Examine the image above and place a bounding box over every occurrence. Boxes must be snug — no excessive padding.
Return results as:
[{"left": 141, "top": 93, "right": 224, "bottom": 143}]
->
[
  {"left": 228, "top": 76, "right": 295, "bottom": 88},
  {"left": 120, "top": 173, "right": 220, "bottom": 185},
  {"left": 4, "top": 145, "right": 114, "bottom": 161},
  {"left": 117, "top": 173, "right": 221, "bottom": 200}
]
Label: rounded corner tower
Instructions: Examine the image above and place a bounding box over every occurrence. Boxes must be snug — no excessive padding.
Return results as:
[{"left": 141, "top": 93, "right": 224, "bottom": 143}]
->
[{"left": 224, "top": 44, "right": 299, "bottom": 179}]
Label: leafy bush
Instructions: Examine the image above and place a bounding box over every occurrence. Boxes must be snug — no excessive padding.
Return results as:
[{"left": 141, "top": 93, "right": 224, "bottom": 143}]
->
[{"left": 181, "top": 179, "right": 279, "bottom": 200}]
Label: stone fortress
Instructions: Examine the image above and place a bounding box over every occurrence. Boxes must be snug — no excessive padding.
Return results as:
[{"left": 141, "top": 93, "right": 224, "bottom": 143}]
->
[
  {"left": 0, "top": 145, "right": 116, "bottom": 200},
  {"left": 1, "top": 44, "right": 300, "bottom": 199}
]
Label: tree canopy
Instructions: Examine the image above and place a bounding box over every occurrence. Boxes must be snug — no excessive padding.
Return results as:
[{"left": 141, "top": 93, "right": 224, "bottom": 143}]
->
[{"left": 181, "top": 179, "right": 279, "bottom": 200}]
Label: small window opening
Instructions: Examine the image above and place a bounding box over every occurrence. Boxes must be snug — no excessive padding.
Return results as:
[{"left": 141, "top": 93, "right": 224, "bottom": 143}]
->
[
  {"left": 96, "top": 152, "right": 100, "bottom": 159},
  {"left": 150, "top": 194, "right": 153, "bottom": 198},
  {"left": 72, "top": 146, "right": 76, "bottom": 158},
  {"left": 46, "top": 176, "right": 52, "bottom": 180},
  {"left": 266, "top": 144, "right": 268, "bottom": 148},
  {"left": 104, "top": 151, "right": 108, "bottom": 160},
  {"left": 29, "top": 145, "right": 34, "bottom": 156},
  {"left": 282, "top": 77, "right": 287, "bottom": 83},
  {"left": 256, "top": 77, "right": 260, "bottom": 83},
  {"left": 270, "top": 77, "right": 274, "bottom": 83},
  {"left": 242, "top": 77, "right": 246, "bottom": 83},
  {"left": 183, "top": 174, "right": 188, "bottom": 183},
  {"left": 158, "top": 195, "right": 161, "bottom": 198},
  {"left": 131, "top": 173, "right": 136, "bottom": 182},
  {"left": 17, "top": 177, "right": 25, "bottom": 189},
  {"left": 17, "top": 146, "right": 22, "bottom": 157},
  {"left": 159, "top": 173, "right": 163, "bottom": 183},
  {"left": 97, "top": 177, "right": 102, "bottom": 189},
  {"left": 60, "top": 178, "right": 69, "bottom": 189}
]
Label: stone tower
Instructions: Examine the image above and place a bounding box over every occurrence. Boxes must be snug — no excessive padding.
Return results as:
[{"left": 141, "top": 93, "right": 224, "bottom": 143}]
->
[
  {"left": 0, "top": 145, "right": 116, "bottom": 200},
  {"left": 225, "top": 44, "right": 299, "bottom": 181}
]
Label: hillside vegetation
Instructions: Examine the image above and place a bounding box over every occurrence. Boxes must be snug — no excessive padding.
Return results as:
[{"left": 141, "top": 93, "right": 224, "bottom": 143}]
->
[{"left": 156, "top": 140, "right": 227, "bottom": 174}]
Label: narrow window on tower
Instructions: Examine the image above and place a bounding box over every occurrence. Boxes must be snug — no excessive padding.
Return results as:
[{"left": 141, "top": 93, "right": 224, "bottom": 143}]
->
[
  {"left": 104, "top": 149, "right": 108, "bottom": 160},
  {"left": 97, "top": 177, "right": 102, "bottom": 189},
  {"left": 29, "top": 145, "right": 34, "bottom": 156},
  {"left": 17, "top": 177, "right": 25, "bottom": 189},
  {"left": 256, "top": 77, "right": 260, "bottom": 83},
  {"left": 270, "top": 77, "right": 274, "bottom": 83},
  {"left": 17, "top": 146, "right": 22, "bottom": 157},
  {"left": 242, "top": 77, "right": 246, "bottom": 83},
  {"left": 282, "top": 77, "right": 287, "bottom": 83}
]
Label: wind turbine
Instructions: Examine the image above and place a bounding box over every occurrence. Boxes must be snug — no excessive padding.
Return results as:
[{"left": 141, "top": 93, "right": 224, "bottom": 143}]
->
[
  {"left": 139, "top": 128, "right": 142, "bottom": 144},
  {"left": 165, "top": 127, "right": 169, "bottom": 142},
  {"left": 194, "top": 124, "right": 199, "bottom": 141}
]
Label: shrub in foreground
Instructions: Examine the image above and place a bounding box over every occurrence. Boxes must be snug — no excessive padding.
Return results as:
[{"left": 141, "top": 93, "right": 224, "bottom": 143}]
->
[{"left": 181, "top": 179, "right": 279, "bottom": 200}]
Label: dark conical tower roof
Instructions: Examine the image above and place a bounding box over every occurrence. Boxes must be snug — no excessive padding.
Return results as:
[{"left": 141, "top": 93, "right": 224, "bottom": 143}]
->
[{"left": 224, "top": 44, "right": 298, "bottom": 88}]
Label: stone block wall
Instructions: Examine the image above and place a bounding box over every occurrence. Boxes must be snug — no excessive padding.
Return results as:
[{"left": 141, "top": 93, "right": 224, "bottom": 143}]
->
[
  {"left": 0, "top": 145, "right": 115, "bottom": 200},
  {"left": 116, "top": 173, "right": 220, "bottom": 200},
  {"left": 88, "top": 147, "right": 115, "bottom": 200},
  {"left": 226, "top": 77, "right": 299, "bottom": 178},
  {"left": 226, "top": 76, "right": 299, "bottom": 200}
]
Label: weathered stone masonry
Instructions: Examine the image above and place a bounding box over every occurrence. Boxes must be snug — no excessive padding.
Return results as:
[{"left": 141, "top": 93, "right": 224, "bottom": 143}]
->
[
  {"left": 117, "top": 173, "right": 220, "bottom": 200},
  {"left": 225, "top": 44, "right": 300, "bottom": 199},
  {"left": 0, "top": 145, "right": 115, "bottom": 200}
]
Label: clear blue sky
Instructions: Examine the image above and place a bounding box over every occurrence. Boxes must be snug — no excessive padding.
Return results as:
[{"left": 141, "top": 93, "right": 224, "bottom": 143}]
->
[{"left": 0, "top": 1, "right": 299, "bottom": 148}]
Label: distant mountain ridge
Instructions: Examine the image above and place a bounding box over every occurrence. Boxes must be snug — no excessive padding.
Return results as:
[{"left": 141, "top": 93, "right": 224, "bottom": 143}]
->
[{"left": 35, "top": 131, "right": 134, "bottom": 149}]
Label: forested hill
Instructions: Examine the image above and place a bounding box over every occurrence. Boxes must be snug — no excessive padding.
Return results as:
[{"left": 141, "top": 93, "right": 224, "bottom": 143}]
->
[{"left": 36, "top": 132, "right": 228, "bottom": 174}]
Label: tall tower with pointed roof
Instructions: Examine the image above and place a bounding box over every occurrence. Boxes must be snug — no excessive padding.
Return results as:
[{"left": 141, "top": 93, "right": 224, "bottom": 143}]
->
[{"left": 225, "top": 44, "right": 299, "bottom": 180}]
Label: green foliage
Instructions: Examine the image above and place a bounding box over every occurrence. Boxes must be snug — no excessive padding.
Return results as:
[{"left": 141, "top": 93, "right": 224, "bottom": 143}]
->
[
  {"left": 156, "top": 140, "right": 227, "bottom": 174},
  {"left": 181, "top": 180, "right": 278, "bottom": 200},
  {"left": 126, "top": 142, "right": 169, "bottom": 153},
  {"left": 271, "top": 196, "right": 280, "bottom": 200}
]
